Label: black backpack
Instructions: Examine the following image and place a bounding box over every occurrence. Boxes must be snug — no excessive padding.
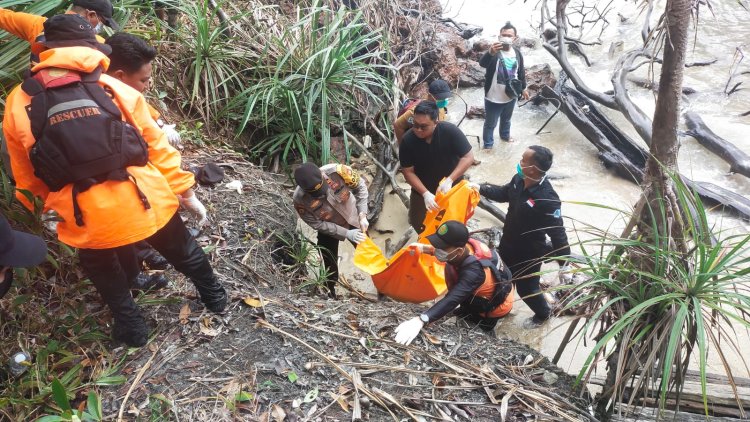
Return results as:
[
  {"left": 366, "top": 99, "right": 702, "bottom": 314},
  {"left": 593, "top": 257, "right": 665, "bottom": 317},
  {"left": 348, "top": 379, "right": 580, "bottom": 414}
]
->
[
  {"left": 463, "top": 251, "right": 514, "bottom": 313},
  {"left": 22, "top": 67, "right": 151, "bottom": 226}
]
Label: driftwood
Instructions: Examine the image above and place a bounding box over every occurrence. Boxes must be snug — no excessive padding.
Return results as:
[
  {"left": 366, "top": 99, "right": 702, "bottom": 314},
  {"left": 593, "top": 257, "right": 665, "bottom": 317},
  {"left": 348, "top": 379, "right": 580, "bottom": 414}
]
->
[
  {"left": 344, "top": 132, "right": 408, "bottom": 226},
  {"left": 544, "top": 75, "right": 750, "bottom": 220},
  {"left": 627, "top": 76, "right": 697, "bottom": 95},
  {"left": 478, "top": 197, "right": 506, "bottom": 224},
  {"left": 367, "top": 143, "right": 390, "bottom": 224},
  {"left": 684, "top": 112, "right": 750, "bottom": 178},
  {"left": 385, "top": 226, "right": 415, "bottom": 257},
  {"left": 541, "top": 81, "right": 647, "bottom": 183}
]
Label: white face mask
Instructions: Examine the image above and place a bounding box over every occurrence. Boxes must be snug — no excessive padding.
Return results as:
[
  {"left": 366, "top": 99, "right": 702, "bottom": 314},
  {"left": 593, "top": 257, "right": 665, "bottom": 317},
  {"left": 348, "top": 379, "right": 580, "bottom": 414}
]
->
[{"left": 94, "top": 22, "right": 104, "bottom": 34}]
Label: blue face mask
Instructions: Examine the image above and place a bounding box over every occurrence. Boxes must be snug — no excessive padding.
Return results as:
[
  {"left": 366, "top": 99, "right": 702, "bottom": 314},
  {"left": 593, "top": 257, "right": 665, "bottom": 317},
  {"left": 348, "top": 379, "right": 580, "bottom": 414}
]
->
[
  {"left": 436, "top": 98, "right": 450, "bottom": 108},
  {"left": 517, "top": 162, "right": 546, "bottom": 183},
  {"left": 516, "top": 163, "right": 525, "bottom": 179}
]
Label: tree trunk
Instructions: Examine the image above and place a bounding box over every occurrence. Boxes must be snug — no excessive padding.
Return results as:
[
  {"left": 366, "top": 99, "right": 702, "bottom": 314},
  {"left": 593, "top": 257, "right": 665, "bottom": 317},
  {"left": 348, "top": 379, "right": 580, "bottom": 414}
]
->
[{"left": 639, "top": 0, "right": 691, "bottom": 240}]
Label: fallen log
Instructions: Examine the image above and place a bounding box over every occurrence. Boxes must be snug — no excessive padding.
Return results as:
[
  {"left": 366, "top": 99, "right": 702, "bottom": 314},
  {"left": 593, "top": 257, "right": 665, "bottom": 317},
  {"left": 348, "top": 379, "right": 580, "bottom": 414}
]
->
[
  {"left": 684, "top": 112, "right": 750, "bottom": 178},
  {"left": 627, "top": 76, "right": 697, "bottom": 95},
  {"left": 478, "top": 197, "right": 506, "bottom": 224},
  {"left": 545, "top": 74, "right": 750, "bottom": 221},
  {"left": 541, "top": 82, "right": 647, "bottom": 184},
  {"left": 367, "top": 143, "right": 389, "bottom": 225}
]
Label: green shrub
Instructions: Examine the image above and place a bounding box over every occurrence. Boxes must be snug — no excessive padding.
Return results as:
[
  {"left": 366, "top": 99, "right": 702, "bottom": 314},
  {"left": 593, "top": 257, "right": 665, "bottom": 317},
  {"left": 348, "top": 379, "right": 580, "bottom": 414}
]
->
[
  {"left": 562, "top": 172, "right": 750, "bottom": 415},
  {"left": 230, "top": 0, "right": 392, "bottom": 164}
]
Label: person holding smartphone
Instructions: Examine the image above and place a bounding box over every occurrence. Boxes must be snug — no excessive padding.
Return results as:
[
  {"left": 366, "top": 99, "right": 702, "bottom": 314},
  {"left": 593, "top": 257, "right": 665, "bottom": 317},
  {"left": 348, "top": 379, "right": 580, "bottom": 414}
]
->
[{"left": 478, "top": 21, "right": 529, "bottom": 148}]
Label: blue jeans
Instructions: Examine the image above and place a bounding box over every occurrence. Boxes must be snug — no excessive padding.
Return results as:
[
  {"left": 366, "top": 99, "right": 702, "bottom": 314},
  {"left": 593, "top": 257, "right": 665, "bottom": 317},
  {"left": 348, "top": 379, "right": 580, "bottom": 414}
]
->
[{"left": 483, "top": 98, "right": 517, "bottom": 147}]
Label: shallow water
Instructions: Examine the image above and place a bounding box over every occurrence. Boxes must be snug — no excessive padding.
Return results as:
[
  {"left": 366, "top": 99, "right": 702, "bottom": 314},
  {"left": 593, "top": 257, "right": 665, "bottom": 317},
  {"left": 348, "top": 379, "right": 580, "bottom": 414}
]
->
[{"left": 337, "top": 0, "right": 750, "bottom": 382}]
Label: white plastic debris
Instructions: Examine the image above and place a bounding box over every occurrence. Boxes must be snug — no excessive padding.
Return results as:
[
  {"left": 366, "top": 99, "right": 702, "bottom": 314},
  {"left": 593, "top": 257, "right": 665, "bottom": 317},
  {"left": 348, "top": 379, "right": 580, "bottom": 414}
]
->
[{"left": 226, "top": 180, "right": 243, "bottom": 194}]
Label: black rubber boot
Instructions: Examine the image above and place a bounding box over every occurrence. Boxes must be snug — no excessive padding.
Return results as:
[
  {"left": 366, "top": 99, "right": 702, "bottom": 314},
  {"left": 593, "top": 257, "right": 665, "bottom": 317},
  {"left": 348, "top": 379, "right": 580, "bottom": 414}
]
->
[
  {"left": 130, "top": 273, "right": 169, "bottom": 293},
  {"left": 143, "top": 253, "right": 169, "bottom": 270},
  {"left": 112, "top": 316, "right": 148, "bottom": 347},
  {"left": 196, "top": 277, "right": 227, "bottom": 313}
]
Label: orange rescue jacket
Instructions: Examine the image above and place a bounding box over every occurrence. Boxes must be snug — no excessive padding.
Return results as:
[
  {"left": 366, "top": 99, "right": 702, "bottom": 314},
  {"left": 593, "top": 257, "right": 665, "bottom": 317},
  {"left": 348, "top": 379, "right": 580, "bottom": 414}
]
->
[
  {"left": 445, "top": 238, "right": 514, "bottom": 318},
  {"left": 3, "top": 46, "right": 195, "bottom": 249}
]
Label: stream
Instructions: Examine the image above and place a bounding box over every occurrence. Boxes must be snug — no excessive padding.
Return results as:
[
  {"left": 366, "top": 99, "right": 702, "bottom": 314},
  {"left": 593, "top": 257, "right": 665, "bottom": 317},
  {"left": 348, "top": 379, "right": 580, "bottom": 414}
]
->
[{"left": 333, "top": 0, "right": 750, "bottom": 384}]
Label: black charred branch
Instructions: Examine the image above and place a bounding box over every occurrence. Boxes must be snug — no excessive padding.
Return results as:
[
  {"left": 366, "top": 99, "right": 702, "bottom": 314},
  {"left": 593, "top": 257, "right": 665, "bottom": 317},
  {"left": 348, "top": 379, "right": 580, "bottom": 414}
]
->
[
  {"left": 542, "top": 75, "right": 647, "bottom": 183},
  {"left": 684, "top": 112, "right": 750, "bottom": 179},
  {"left": 545, "top": 76, "right": 750, "bottom": 220}
]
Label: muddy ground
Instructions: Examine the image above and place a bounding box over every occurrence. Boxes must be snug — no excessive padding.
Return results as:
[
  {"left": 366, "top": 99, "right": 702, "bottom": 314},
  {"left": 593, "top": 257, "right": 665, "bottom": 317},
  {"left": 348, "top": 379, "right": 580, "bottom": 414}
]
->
[{"left": 94, "top": 149, "right": 593, "bottom": 421}]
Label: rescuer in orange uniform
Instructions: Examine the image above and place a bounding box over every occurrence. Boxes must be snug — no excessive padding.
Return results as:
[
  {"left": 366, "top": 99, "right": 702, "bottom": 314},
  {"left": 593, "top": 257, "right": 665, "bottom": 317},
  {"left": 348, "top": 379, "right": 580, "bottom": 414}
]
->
[
  {"left": 3, "top": 15, "right": 226, "bottom": 347},
  {"left": 394, "top": 220, "right": 515, "bottom": 345}
]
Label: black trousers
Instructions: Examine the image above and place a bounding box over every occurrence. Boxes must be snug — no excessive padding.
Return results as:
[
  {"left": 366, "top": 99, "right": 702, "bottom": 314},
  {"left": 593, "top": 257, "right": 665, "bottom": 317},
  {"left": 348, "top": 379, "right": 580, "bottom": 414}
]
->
[
  {"left": 455, "top": 304, "right": 500, "bottom": 331},
  {"left": 133, "top": 240, "right": 160, "bottom": 265},
  {"left": 317, "top": 232, "right": 340, "bottom": 299},
  {"left": 501, "top": 252, "right": 550, "bottom": 320},
  {"left": 78, "top": 212, "right": 224, "bottom": 326}
]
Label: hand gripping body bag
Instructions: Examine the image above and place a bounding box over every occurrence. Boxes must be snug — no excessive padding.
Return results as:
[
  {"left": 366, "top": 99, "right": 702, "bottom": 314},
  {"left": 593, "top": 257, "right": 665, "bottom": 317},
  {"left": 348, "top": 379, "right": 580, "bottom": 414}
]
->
[{"left": 353, "top": 181, "right": 480, "bottom": 303}]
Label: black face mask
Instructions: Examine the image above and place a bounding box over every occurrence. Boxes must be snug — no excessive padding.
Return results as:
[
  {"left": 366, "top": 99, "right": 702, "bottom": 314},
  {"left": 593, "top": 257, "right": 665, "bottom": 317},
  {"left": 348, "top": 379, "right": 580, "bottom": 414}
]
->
[{"left": 0, "top": 267, "right": 14, "bottom": 299}]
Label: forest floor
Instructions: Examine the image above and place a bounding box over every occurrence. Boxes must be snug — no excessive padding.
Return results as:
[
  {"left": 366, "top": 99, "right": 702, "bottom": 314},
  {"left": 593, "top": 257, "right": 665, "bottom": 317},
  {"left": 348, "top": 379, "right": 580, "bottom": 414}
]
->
[{"left": 89, "top": 148, "right": 594, "bottom": 421}]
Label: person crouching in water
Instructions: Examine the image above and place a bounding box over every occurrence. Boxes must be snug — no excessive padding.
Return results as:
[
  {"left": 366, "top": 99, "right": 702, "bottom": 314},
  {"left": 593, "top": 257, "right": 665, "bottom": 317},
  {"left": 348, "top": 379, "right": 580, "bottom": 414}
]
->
[{"left": 394, "top": 220, "right": 514, "bottom": 345}]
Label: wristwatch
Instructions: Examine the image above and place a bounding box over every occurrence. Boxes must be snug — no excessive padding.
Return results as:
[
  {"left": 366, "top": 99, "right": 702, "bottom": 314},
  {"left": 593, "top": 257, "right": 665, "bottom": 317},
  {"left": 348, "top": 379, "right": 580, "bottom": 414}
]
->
[{"left": 419, "top": 314, "right": 430, "bottom": 324}]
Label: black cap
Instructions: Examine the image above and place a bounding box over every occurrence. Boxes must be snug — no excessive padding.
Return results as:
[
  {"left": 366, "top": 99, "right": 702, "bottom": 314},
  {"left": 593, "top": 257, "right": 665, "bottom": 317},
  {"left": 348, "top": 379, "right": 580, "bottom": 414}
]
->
[
  {"left": 72, "top": 0, "right": 119, "bottom": 30},
  {"left": 32, "top": 14, "right": 112, "bottom": 56},
  {"left": 0, "top": 214, "right": 47, "bottom": 268},
  {"left": 426, "top": 220, "right": 469, "bottom": 249},
  {"left": 192, "top": 163, "right": 225, "bottom": 186},
  {"left": 429, "top": 79, "right": 452, "bottom": 100},
  {"left": 294, "top": 163, "right": 327, "bottom": 197}
]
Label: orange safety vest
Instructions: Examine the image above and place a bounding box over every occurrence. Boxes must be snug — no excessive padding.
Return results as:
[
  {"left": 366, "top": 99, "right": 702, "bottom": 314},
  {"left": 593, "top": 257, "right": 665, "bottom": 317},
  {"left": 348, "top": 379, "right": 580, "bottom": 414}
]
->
[
  {"left": 445, "top": 238, "right": 514, "bottom": 318},
  {"left": 3, "top": 46, "right": 195, "bottom": 249}
]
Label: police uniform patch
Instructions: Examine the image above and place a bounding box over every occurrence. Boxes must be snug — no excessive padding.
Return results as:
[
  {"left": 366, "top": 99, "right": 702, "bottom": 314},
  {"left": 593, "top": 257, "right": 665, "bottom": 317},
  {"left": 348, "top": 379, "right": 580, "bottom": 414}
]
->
[{"left": 336, "top": 164, "right": 360, "bottom": 187}]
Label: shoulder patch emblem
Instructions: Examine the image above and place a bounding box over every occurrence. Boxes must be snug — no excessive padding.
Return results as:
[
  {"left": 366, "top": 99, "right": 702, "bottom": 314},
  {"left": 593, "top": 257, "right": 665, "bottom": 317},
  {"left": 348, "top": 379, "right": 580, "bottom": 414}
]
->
[
  {"left": 551, "top": 209, "right": 561, "bottom": 218},
  {"left": 336, "top": 164, "right": 360, "bottom": 187}
]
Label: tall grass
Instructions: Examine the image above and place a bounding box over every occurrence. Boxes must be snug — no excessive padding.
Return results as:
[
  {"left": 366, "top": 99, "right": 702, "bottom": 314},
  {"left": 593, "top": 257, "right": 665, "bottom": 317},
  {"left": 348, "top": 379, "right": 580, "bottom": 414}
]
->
[
  {"left": 229, "top": 0, "right": 392, "bottom": 164},
  {"left": 167, "top": 0, "right": 251, "bottom": 124},
  {"left": 561, "top": 172, "right": 750, "bottom": 417}
]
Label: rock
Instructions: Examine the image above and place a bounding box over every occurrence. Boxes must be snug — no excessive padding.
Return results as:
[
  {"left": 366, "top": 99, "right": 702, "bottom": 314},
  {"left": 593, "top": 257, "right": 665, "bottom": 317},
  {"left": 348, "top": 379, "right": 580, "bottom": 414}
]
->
[
  {"left": 329, "top": 136, "right": 347, "bottom": 162},
  {"left": 466, "top": 106, "right": 485, "bottom": 119},
  {"left": 457, "top": 60, "right": 485, "bottom": 88},
  {"left": 472, "top": 39, "right": 490, "bottom": 53},
  {"left": 459, "top": 23, "right": 483, "bottom": 39},
  {"left": 408, "top": 81, "right": 429, "bottom": 100},
  {"left": 524, "top": 63, "right": 557, "bottom": 100},
  {"left": 432, "top": 26, "right": 472, "bottom": 86},
  {"left": 515, "top": 37, "right": 537, "bottom": 49},
  {"left": 543, "top": 370, "right": 559, "bottom": 385}
]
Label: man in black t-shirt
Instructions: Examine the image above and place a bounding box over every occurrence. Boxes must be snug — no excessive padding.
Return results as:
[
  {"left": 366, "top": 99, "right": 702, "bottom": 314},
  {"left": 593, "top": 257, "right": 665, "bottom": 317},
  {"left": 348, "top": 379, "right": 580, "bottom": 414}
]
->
[{"left": 399, "top": 101, "right": 474, "bottom": 233}]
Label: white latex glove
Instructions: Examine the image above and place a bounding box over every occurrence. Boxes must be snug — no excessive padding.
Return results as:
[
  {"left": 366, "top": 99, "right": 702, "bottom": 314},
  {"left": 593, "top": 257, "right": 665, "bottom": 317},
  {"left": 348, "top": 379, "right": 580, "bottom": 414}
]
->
[
  {"left": 346, "top": 229, "right": 366, "bottom": 244},
  {"left": 437, "top": 177, "right": 453, "bottom": 195},
  {"left": 394, "top": 317, "right": 424, "bottom": 346},
  {"left": 468, "top": 182, "right": 480, "bottom": 191},
  {"left": 179, "top": 194, "right": 208, "bottom": 227},
  {"left": 422, "top": 191, "right": 439, "bottom": 211},
  {"left": 558, "top": 264, "right": 573, "bottom": 284},
  {"left": 359, "top": 213, "right": 369, "bottom": 232},
  {"left": 162, "top": 124, "right": 182, "bottom": 147}
]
